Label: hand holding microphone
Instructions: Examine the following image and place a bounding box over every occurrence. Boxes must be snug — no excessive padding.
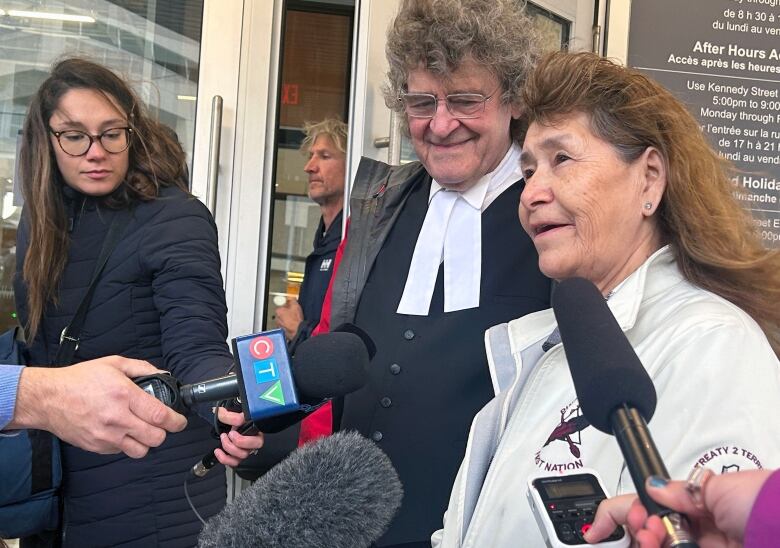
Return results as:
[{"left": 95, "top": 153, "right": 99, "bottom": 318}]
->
[
  {"left": 587, "top": 468, "right": 776, "bottom": 547},
  {"left": 136, "top": 327, "right": 370, "bottom": 421},
  {"left": 135, "top": 326, "right": 373, "bottom": 474},
  {"left": 212, "top": 408, "right": 265, "bottom": 468},
  {"left": 552, "top": 278, "right": 697, "bottom": 548}
]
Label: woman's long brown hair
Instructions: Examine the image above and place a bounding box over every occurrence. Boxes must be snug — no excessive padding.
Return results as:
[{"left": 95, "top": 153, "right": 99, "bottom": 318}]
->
[
  {"left": 19, "top": 58, "right": 189, "bottom": 340},
  {"left": 522, "top": 52, "right": 780, "bottom": 355}
]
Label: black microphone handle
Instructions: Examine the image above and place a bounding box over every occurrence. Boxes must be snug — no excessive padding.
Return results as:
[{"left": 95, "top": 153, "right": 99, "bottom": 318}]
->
[
  {"left": 180, "top": 375, "right": 240, "bottom": 407},
  {"left": 611, "top": 405, "right": 669, "bottom": 515},
  {"left": 611, "top": 405, "right": 698, "bottom": 548}
]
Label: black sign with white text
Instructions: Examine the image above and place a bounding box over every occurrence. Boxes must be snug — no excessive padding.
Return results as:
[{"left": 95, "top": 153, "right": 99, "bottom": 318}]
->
[{"left": 628, "top": 0, "right": 780, "bottom": 247}]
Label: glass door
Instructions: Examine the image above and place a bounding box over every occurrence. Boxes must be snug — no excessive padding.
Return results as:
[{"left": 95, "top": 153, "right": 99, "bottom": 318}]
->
[
  {"left": 0, "top": 0, "right": 247, "bottom": 333},
  {"left": 261, "top": 0, "right": 354, "bottom": 330}
]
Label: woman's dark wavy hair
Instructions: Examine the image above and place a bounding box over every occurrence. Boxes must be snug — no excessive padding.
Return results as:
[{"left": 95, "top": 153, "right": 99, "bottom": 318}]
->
[
  {"left": 20, "top": 57, "right": 189, "bottom": 340},
  {"left": 522, "top": 51, "right": 780, "bottom": 355}
]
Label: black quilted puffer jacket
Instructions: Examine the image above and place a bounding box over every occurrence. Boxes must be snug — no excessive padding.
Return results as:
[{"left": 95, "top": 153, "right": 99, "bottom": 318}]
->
[{"left": 14, "top": 185, "right": 234, "bottom": 547}]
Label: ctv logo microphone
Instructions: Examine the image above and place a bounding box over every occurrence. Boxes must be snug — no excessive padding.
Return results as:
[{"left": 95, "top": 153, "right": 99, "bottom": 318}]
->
[
  {"left": 233, "top": 330, "right": 300, "bottom": 419},
  {"left": 137, "top": 326, "right": 373, "bottom": 429}
]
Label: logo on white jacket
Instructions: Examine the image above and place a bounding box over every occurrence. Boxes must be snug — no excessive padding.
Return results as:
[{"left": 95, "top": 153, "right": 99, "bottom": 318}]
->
[
  {"left": 535, "top": 399, "right": 592, "bottom": 473},
  {"left": 693, "top": 445, "right": 764, "bottom": 474}
]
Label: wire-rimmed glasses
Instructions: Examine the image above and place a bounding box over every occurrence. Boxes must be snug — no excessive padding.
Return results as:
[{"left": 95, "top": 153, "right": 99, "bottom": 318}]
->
[{"left": 398, "top": 89, "right": 499, "bottom": 119}]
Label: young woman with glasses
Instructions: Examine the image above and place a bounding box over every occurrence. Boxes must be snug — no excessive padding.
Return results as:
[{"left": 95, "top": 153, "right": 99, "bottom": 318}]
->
[{"left": 14, "top": 58, "right": 263, "bottom": 548}]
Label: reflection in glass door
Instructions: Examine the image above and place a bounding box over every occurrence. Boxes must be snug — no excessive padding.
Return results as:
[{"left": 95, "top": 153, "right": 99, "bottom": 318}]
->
[{"left": 0, "top": 0, "right": 204, "bottom": 331}]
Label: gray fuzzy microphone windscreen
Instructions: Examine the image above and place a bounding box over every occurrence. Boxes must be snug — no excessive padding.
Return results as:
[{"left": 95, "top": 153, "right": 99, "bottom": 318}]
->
[{"left": 198, "top": 431, "right": 403, "bottom": 548}]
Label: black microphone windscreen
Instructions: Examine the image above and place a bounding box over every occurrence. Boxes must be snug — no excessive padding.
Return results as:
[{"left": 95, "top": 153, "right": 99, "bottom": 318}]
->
[
  {"left": 552, "top": 277, "right": 657, "bottom": 434},
  {"left": 197, "top": 431, "right": 403, "bottom": 548},
  {"left": 293, "top": 332, "right": 369, "bottom": 400},
  {"left": 332, "top": 322, "right": 377, "bottom": 360}
]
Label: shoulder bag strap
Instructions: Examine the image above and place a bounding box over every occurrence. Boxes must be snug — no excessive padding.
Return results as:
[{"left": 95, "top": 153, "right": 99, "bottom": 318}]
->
[{"left": 55, "top": 208, "right": 132, "bottom": 366}]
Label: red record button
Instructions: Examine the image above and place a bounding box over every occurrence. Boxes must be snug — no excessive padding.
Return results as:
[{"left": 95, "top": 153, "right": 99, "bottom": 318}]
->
[{"left": 580, "top": 523, "right": 592, "bottom": 535}]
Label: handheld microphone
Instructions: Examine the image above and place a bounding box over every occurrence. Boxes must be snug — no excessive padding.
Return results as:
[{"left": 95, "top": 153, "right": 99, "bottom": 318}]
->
[
  {"left": 137, "top": 327, "right": 372, "bottom": 477},
  {"left": 245, "top": 323, "right": 374, "bottom": 433},
  {"left": 553, "top": 277, "right": 697, "bottom": 548},
  {"left": 138, "top": 328, "right": 370, "bottom": 424},
  {"left": 189, "top": 329, "right": 372, "bottom": 477},
  {"left": 197, "top": 431, "right": 404, "bottom": 548}
]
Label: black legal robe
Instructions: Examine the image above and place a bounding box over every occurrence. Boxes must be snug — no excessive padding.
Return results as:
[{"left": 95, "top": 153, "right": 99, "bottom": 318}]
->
[{"left": 341, "top": 177, "right": 551, "bottom": 546}]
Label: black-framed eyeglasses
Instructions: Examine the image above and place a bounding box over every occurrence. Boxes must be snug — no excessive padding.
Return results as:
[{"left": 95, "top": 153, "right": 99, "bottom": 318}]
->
[
  {"left": 398, "top": 88, "right": 500, "bottom": 119},
  {"left": 49, "top": 127, "right": 133, "bottom": 157}
]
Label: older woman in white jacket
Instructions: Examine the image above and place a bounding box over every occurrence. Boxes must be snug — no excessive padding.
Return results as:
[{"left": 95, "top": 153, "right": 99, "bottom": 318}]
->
[{"left": 433, "top": 52, "right": 780, "bottom": 548}]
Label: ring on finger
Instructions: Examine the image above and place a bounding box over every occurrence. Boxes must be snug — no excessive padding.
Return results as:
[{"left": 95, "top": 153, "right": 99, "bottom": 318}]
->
[{"left": 685, "top": 466, "right": 714, "bottom": 509}]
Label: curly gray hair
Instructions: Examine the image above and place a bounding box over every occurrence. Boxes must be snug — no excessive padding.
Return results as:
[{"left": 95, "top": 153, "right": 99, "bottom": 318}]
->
[{"left": 384, "top": 0, "right": 540, "bottom": 135}]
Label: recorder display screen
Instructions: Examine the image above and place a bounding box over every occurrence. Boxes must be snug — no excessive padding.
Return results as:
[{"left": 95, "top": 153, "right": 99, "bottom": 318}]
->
[{"left": 543, "top": 480, "right": 597, "bottom": 500}]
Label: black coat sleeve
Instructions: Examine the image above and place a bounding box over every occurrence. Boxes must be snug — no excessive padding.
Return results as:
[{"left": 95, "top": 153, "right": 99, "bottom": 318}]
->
[{"left": 139, "top": 194, "right": 234, "bottom": 418}]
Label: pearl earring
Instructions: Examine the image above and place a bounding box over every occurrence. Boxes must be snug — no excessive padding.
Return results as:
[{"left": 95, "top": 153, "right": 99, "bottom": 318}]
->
[{"left": 644, "top": 202, "right": 653, "bottom": 210}]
